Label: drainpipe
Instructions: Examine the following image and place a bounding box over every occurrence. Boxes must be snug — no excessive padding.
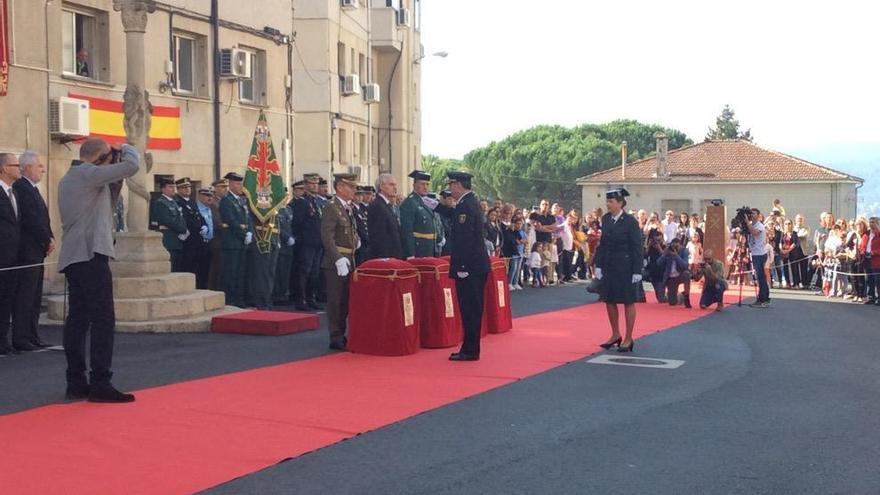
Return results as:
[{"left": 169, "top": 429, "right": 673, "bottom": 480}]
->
[
  {"left": 386, "top": 48, "right": 402, "bottom": 174},
  {"left": 211, "top": 0, "right": 221, "bottom": 180}
]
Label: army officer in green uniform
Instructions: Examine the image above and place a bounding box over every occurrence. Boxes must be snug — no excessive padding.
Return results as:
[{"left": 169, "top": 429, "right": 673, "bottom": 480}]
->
[
  {"left": 219, "top": 172, "right": 253, "bottom": 306},
  {"left": 150, "top": 177, "right": 188, "bottom": 272},
  {"left": 399, "top": 170, "right": 438, "bottom": 259}
]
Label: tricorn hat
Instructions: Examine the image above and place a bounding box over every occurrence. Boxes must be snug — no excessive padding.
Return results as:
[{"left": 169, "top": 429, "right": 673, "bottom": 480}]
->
[
  {"left": 157, "top": 176, "right": 176, "bottom": 188},
  {"left": 223, "top": 172, "right": 244, "bottom": 182},
  {"left": 408, "top": 169, "right": 431, "bottom": 181}
]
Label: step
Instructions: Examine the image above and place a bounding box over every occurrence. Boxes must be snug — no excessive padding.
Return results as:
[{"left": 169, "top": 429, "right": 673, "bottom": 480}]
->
[
  {"left": 47, "top": 290, "right": 226, "bottom": 322},
  {"left": 113, "top": 273, "right": 196, "bottom": 299},
  {"left": 40, "top": 306, "right": 248, "bottom": 334}
]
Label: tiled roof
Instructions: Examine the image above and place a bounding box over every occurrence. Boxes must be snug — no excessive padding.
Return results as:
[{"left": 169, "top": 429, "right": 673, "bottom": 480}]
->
[{"left": 578, "top": 140, "right": 863, "bottom": 184}]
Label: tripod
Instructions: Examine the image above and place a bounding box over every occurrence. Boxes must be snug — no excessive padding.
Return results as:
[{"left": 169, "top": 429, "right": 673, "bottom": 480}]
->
[{"left": 726, "top": 233, "right": 752, "bottom": 307}]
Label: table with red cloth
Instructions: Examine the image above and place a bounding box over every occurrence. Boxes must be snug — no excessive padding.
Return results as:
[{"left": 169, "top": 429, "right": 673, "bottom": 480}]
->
[
  {"left": 347, "top": 259, "right": 421, "bottom": 356},
  {"left": 482, "top": 256, "right": 513, "bottom": 334},
  {"left": 409, "top": 257, "right": 463, "bottom": 348}
]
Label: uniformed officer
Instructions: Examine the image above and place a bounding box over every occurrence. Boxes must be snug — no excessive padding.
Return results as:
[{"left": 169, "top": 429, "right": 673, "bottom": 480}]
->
[
  {"left": 150, "top": 177, "right": 188, "bottom": 272},
  {"left": 273, "top": 190, "right": 296, "bottom": 304},
  {"left": 195, "top": 188, "right": 219, "bottom": 290},
  {"left": 291, "top": 173, "right": 323, "bottom": 311},
  {"left": 431, "top": 171, "right": 490, "bottom": 361},
  {"left": 439, "top": 190, "right": 454, "bottom": 256},
  {"left": 428, "top": 193, "right": 447, "bottom": 256},
  {"left": 353, "top": 185, "right": 370, "bottom": 265},
  {"left": 218, "top": 172, "right": 253, "bottom": 306},
  {"left": 174, "top": 177, "right": 208, "bottom": 277},
  {"left": 399, "top": 170, "right": 439, "bottom": 259},
  {"left": 314, "top": 176, "right": 330, "bottom": 304},
  {"left": 207, "top": 178, "right": 229, "bottom": 291},
  {"left": 247, "top": 199, "right": 280, "bottom": 310},
  {"left": 321, "top": 173, "right": 360, "bottom": 350},
  {"left": 287, "top": 180, "right": 307, "bottom": 304}
]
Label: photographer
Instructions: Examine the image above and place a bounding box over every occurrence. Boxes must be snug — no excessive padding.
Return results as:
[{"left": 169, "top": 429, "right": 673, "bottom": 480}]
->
[
  {"left": 57, "top": 139, "right": 139, "bottom": 403},
  {"left": 657, "top": 238, "right": 692, "bottom": 308},
  {"left": 746, "top": 208, "right": 771, "bottom": 308},
  {"left": 696, "top": 248, "right": 727, "bottom": 311}
]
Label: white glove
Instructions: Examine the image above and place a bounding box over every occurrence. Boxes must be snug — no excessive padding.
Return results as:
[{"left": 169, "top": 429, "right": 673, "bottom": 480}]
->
[
  {"left": 438, "top": 238, "right": 446, "bottom": 248},
  {"left": 457, "top": 271, "right": 469, "bottom": 279},
  {"left": 244, "top": 232, "right": 253, "bottom": 245},
  {"left": 286, "top": 236, "right": 295, "bottom": 247},
  {"left": 632, "top": 274, "right": 643, "bottom": 284},
  {"left": 407, "top": 256, "right": 415, "bottom": 260},
  {"left": 178, "top": 230, "right": 190, "bottom": 241},
  {"left": 335, "top": 257, "right": 351, "bottom": 277},
  {"left": 594, "top": 268, "right": 603, "bottom": 280},
  {"left": 199, "top": 225, "right": 208, "bottom": 236},
  {"left": 421, "top": 196, "right": 439, "bottom": 210}
]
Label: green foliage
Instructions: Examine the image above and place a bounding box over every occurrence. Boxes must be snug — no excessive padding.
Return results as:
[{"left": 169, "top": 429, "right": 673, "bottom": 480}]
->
[
  {"left": 706, "top": 104, "right": 752, "bottom": 141},
  {"left": 421, "top": 154, "right": 464, "bottom": 192},
  {"left": 433, "top": 120, "right": 691, "bottom": 208}
]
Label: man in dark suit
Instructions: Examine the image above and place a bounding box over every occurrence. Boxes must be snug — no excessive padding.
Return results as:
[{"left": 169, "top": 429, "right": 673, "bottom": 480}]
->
[
  {"left": 0, "top": 153, "right": 23, "bottom": 355},
  {"left": 12, "top": 151, "right": 54, "bottom": 351},
  {"left": 367, "top": 173, "right": 403, "bottom": 260},
  {"left": 431, "top": 171, "right": 490, "bottom": 361}
]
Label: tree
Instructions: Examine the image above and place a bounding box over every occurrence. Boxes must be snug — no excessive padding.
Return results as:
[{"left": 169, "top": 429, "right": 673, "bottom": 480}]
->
[
  {"left": 421, "top": 154, "right": 465, "bottom": 192},
  {"left": 706, "top": 104, "right": 752, "bottom": 141}
]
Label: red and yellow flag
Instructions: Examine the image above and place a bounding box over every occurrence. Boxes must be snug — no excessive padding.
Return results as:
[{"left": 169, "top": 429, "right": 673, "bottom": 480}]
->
[{"left": 69, "top": 92, "right": 182, "bottom": 150}]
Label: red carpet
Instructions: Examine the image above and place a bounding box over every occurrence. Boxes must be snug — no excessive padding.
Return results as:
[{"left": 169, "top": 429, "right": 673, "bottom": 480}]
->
[
  {"left": 212, "top": 310, "right": 320, "bottom": 336},
  {"left": 0, "top": 300, "right": 729, "bottom": 494}
]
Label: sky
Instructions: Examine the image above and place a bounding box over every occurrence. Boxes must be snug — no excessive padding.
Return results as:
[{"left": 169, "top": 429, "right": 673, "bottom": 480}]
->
[{"left": 419, "top": 0, "right": 880, "bottom": 163}]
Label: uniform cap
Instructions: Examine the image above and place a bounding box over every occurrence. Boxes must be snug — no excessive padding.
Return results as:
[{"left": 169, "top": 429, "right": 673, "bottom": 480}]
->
[
  {"left": 440, "top": 190, "right": 453, "bottom": 198},
  {"left": 292, "top": 180, "right": 306, "bottom": 188},
  {"left": 223, "top": 172, "right": 244, "bottom": 182},
  {"left": 605, "top": 187, "right": 630, "bottom": 200},
  {"left": 174, "top": 177, "right": 192, "bottom": 187},
  {"left": 211, "top": 179, "right": 229, "bottom": 187},
  {"left": 408, "top": 169, "right": 431, "bottom": 181},
  {"left": 332, "top": 173, "right": 359, "bottom": 187},
  {"left": 198, "top": 188, "right": 213, "bottom": 196},
  {"left": 303, "top": 173, "right": 320, "bottom": 183},
  {"left": 157, "top": 177, "right": 176, "bottom": 187}
]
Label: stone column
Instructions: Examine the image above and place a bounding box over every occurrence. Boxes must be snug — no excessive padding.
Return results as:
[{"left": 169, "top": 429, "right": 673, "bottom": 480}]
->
[{"left": 113, "top": 0, "right": 156, "bottom": 233}]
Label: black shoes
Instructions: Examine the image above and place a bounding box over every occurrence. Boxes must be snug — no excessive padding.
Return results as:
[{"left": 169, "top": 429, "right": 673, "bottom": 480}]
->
[
  {"left": 449, "top": 352, "right": 479, "bottom": 361},
  {"left": 294, "top": 302, "right": 309, "bottom": 311},
  {"left": 0, "top": 345, "right": 21, "bottom": 355},
  {"left": 306, "top": 300, "right": 324, "bottom": 311},
  {"left": 13, "top": 341, "right": 39, "bottom": 352},
  {"left": 329, "top": 340, "right": 347, "bottom": 351},
  {"left": 65, "top": 384, "right": 90, "bottom": 400},
  {"left": 32, "top": 339, "right": 52, "bottom": 348},
  {"left": 617, "top": 341, "right": 634, "bottom": 353},
  {"left": 599, "top": 337, "right": 622, "bottom": 350},
  {"left": 88, "top": 385, "right": 136, "bottom": 403}
]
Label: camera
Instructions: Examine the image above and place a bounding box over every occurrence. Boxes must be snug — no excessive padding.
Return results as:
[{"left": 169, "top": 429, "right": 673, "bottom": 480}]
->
[{"left": 731, "top": 206, "right": 752, "bottom": 233}]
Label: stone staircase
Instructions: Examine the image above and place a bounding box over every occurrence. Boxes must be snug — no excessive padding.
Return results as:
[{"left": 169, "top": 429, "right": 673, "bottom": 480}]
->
[{"left": 44, "top": 232, "right": 243, "bottom": 333}]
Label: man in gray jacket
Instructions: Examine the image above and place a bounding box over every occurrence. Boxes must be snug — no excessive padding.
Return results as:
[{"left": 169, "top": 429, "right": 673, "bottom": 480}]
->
[{"left": 57, "top": 139, "right": 139, "bottom": 403}]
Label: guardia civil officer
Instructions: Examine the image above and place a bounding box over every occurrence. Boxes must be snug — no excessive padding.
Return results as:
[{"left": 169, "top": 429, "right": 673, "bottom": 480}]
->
[
  {"left": 430, "top": 171, "right": 490, "bottom": 361},
  {"left": 150, "top": 177, "right": 188, "bottom": 272},
  {"left": 399, "top": 170, "right": 439, "bottom": 259},
  {"left": 438, "top": 190, "right": 454, "bottom": 256},
  {"left": 291, "top": 173, "right": 324, "bottom": 311},
  {"left": 218, "top": 172, "right": 253, "bottom": 307},
  {"left": 287, "top": 180, "right": 307, "bottom": 304},
  {"left": 594, "top": 188, "right": 643, "bottom": 353},
  {"left": 321, "top": 173, "right": 360, "bottom": 350}
]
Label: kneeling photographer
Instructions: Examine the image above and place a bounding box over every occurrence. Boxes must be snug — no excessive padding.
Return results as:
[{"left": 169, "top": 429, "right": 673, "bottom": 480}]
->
[
  {"left": 694, "top": 248, "right": 727, "bottom": 311},
  {"left": 657, "top": 238, "right": 692, "bottom": 308}
]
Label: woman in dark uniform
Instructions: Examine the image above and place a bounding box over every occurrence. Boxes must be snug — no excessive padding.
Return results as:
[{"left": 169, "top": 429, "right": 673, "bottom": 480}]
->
[{"left": 594, "top": 188, "right": 643, "bottom": 353}]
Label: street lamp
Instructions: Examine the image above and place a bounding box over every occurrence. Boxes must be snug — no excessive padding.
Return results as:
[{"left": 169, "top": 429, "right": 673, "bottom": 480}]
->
[{"left": 414, "top": 50, "right": 448, "bottom": 65}]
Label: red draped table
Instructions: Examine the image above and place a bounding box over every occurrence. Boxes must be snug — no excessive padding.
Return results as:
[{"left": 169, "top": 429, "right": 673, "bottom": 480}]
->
[
  {"left": 410, "top": 257, "right": 463, "bottom": 348},
  {"left": 482, "top": 256, "right": 513, "bottom": 334},
  {"left": 347, "top": 259, "right": 421, "bottom": 356}
]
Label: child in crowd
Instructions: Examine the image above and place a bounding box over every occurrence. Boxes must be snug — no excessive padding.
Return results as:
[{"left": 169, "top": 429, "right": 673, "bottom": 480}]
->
[
  {"left": 528, "top": 242, "right": 545, "bottom": 288},
  {"left": 765, "top": 232, "right": 775, "bottom": 287},
  {"left": 549, "top": 237, "right": 559, "bottom": 284},
  {"left": 687, "top": 231, "right": 703, "bottom": 274},
  {"left": 541, "top": 242, "right": 552, "bottom": 287}
]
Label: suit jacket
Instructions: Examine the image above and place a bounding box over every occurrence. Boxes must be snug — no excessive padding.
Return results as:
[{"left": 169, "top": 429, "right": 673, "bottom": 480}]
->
[
  {"left": 321, "top": 196, "right": 359, "bottom": 269},
  {"left": 367, "top": 195, "right": 403, "bottom": 259},
  {"left": 0, "top": 184, "right": 21, "bottom": 268},
  {"left": 12, "top": 178, "right": 53, "bottom": 263},
  {"left": 437, "top": 191, "right": 490, "bottom": 277}
]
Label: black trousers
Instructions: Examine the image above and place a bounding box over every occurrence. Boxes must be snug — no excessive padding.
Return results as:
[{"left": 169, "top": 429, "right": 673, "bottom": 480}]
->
[
  {"left": 63, "top": 254, "right": 116, "bottom": 386},
  {"left": 455, "top": 273, "right": 487, "bottom": 357},
  {"left": 12, "top": 261, "right": 45, "bottom": 346},
  {"left": 248, "top": 246, "right": 279, "bottom": 309},
  {"left": 170, "top": 249, "right": 184, "bottom": 273},
  {"left": 0, "top": 266, "right": 17, "bottom": 346},
  {"left": 295, "top": 245, "right": 322, "bottom": 304},
  {"left": 560, "top": 249, "right": 574, "bottom": 280},
  {"left": 196, "top": 245, "right": 211, "bottom": 290}
]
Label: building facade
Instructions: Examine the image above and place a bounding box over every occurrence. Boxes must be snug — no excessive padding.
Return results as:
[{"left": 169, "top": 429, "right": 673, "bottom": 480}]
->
[{"left": 578, "top": 138, "right": 864, "bottom": 225}]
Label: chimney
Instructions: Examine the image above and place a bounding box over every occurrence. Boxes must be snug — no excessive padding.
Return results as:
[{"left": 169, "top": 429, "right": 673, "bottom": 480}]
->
[
  {"left": 621, "top": 141, "right": 628, "bottom": 180},
  {"left": 654, "top": 132, "right": 669, "bottom": 178}
]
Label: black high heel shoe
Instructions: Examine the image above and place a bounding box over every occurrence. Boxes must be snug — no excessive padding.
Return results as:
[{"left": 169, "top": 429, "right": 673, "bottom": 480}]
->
[
  {"left": 599, "top": 337, "right": 622, "bottom": 350},
  {"left": 617, "top": 341, "right": 634, "bottom": 353}
]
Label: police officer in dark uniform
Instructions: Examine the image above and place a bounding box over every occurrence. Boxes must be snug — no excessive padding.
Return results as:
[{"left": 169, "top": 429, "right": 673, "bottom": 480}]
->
[
  {"left": 287, "top": 180, "right": 307, "bottom": 305},
  {"left": 174, "top": 177, "right": 208, "bottom": 276},
  {"left": 431, "top": 171, "right": 490, "bottom": 361},
  {"left": 594, "top": 188, "right": 643, "bottom": 353},
  {"left": 218, "top": 172, "right": 253, "bottom": 307},
  {"left": 150, "top": 177, "right": 188, "bottom": 272},
  {"left": 273, "top": 190, "right": 295, "bottom": 304},
  {"left": 291, "top": 173, "right": 324, "bottom": 311},
  {"left": 353, "top": 185, "right": 370, "bottom": 265}
]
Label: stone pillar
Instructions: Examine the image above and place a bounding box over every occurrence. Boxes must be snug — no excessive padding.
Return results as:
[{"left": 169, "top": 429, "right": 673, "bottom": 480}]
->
[{"left": 114, "top": 0, "right": 156, "bottom": 233}]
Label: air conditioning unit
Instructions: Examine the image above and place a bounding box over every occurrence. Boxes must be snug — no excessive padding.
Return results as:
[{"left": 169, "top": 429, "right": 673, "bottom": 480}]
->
[
  {"left": 49, "top": 97, "right": 90, "bottom": 137},
  {"left": 347, "top": 165, "right": 363, "bottom": 182},
  {"left": 363, "top": 83, "right": 380, "bottom": 104},
  {"left": 342, "top": 74, "right": 361, "bottom": 96},
  {"left": 341, "top": 0, "right": 358, "bottom": 9},
  {"left": 219, "top": 48, "right": 252, "bottom": 79},
  {"left": 396, "top": 8, "right": 411, "bottom": 28}
]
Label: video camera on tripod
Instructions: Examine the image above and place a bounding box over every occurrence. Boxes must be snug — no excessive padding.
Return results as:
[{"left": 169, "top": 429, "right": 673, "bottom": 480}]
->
[{"left": 731, "top": 206, "right": 753, "bottom": 234}]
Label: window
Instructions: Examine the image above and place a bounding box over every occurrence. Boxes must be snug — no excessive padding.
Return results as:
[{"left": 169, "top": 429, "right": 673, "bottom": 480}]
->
[
  {"left": 358, "top": 53, "right": 366, "bottom": 82},
  {"left": 174, "top": 36, "right": 194, "bottom": 93},
  {"left": 62, "top": 7, "right": 108, "bottom": 81},
  {"left": 350, "top": 47, "right": 356, "bottom": 75},
  {"left": 339, "top": 128, "right": 349, "bottom": 165},
  {"left": 239, "top": 48, "right": 266, "bottom": 105},
  {"left": 414, "top": 0, "right": 421, "bottom": 31},
  {"left": 359, "top": 133, "right": 366, "bottom": 165},
  {"left": 337, "top": 42, "right": 346, "bottom": 76}
]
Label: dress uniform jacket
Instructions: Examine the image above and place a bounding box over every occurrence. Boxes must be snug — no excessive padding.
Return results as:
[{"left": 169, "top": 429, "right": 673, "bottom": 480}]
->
[
  {"left": 273, "top": 205, "right": 295, "bottom": 302},
  {"left": 176, "top": 195, "right": 206, "bottom": 248},
  {"left": 353, "top": 202, "right": 369, "bottom": 264},
  {"left": 291, "top": 194, "right": 322, "bottom": 248},
  {"left": 446, "top": 191, "right": 490, "bottom": 277},
  {"left": 399, "top": 192, "right": 437, "bottom": 258},
  {"left": 150, "top": 195, "right": 187, "bottom": 251},
  {"left": 594, "top": 211, "right": 643, "bottom": 304},
  {"left": 321, "top": 196, "right": 360, "bottom": 345},
  {"left": 219, "top": 193, "right": 250, "bottom": 250},
  {"left": 367, "top": 195, "right": 403, "bottom": 259}
]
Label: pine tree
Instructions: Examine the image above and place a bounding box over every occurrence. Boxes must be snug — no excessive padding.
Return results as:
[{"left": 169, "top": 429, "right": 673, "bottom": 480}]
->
[{"left": 706, "top": 104, "right": 752, "bottom": 141}]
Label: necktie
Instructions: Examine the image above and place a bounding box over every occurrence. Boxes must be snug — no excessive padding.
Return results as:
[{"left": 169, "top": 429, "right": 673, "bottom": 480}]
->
[{"left": 7, "top": 188, "right": 16, "bottom": 218}]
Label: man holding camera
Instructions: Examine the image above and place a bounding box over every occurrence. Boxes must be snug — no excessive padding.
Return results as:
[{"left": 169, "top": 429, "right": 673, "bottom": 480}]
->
[
  {"left": 697, "top": 248, "right": 727, "bottom": 310},
  {"left": 57, "top": 139, "right": 139, "bottom": 403},
  {"left": 747, "top": 208, "right": 770, "bottom": 308},
  {"left": 657, "top": 238, "right": 692, "bottom": 308}
]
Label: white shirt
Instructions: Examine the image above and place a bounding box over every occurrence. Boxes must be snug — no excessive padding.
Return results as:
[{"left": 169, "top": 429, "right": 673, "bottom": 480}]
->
[
  {"left": 748, "top": 221, "right": 768, "bottom": 256},
  {"left": 611, "top": 211, "right": 624, "bottom": 223},
  {"left": 661, "top": 219, "right": 678, "bottom": 243},
  {"left": 561, "top": 223, "right": 574, "bottom": 250},
  {"left": 867, "top": 232, "right": 874, "bottom": 254},
  {"left": 378, "top": 193, "right": 392, "bottom": 204}
]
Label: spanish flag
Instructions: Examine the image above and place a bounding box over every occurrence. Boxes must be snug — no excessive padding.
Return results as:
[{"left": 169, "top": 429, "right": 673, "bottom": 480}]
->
[{"left": 69, "top": 92, "right": 182, "bottom": 150}]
